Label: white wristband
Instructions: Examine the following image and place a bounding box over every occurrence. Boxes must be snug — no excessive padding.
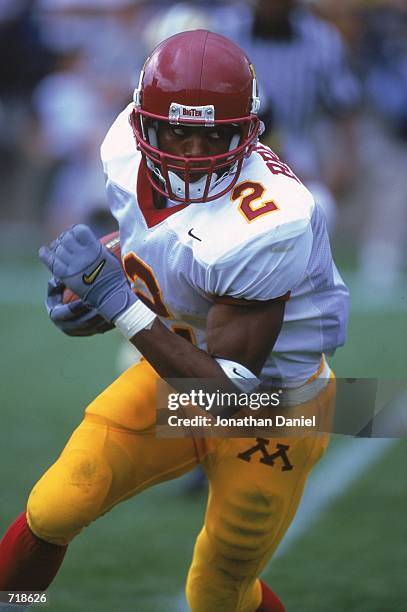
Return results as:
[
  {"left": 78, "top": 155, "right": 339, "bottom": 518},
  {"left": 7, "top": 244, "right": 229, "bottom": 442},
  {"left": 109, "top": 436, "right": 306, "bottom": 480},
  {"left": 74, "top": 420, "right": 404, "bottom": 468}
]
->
[
  {"left": 114, "top": 301, "right": 156, "bottom": 339},
  {"left": 215, "top": 357, "right": 260, "bottom": 392}
]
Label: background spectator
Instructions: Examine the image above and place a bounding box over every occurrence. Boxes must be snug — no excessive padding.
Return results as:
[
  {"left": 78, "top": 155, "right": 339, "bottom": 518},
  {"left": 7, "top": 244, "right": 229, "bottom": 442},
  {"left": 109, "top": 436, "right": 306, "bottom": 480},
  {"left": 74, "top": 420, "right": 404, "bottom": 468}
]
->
[
  {"left": 355, "top": 1, "right": 407, "bottom": 289},
  {"left": 213, "top": 0, "right": 362, "bottom": 231}
]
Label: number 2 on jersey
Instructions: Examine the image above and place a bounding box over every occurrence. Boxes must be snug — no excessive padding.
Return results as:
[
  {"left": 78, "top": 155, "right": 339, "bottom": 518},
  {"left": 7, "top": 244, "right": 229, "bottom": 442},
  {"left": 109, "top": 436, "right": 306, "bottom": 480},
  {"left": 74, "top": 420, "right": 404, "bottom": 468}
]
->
[
  {"left": 123, "top": 252, "right": 171, "bottom": 317},
  {"left": 231, "top": 181, "right": 279, "bottom": 222}
]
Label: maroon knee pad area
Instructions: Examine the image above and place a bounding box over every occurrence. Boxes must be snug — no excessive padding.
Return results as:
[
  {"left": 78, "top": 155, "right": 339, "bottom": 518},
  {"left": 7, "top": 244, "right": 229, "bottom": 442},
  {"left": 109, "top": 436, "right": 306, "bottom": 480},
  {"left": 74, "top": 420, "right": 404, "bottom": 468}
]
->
[
  {"left": 0, "top": 512, "right": 67, "bottom": 591},
  {"left": 256, "top": 580, "right": 285, "bottom": 612}
]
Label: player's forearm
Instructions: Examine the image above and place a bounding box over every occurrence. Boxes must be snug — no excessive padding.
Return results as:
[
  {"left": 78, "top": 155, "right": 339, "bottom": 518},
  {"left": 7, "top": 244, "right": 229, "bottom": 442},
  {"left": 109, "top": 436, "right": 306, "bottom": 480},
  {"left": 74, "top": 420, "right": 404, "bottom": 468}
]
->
[
  {"left": 131, "top": 318, "right": 245, "bottom": 418},
  {"left": 130, "top": 318, "right": 226, "bottom": 380}
]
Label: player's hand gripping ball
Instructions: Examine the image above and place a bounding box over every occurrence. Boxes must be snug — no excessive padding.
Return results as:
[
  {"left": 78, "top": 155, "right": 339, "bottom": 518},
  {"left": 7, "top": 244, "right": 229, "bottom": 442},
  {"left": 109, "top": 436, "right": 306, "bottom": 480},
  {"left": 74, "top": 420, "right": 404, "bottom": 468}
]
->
[
  {"left": 62, "top": 231, "right": 122, "bottom": 303},
  {"left": 39, "top": 226, "right": 137, "bottom": 335}
]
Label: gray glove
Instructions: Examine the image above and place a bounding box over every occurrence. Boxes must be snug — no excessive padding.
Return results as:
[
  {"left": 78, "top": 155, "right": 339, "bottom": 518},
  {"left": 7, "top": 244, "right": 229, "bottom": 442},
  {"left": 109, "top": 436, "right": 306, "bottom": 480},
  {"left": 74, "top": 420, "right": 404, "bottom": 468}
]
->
[{"left": 45, "top": 277, "right": 114, "bottom": 337}]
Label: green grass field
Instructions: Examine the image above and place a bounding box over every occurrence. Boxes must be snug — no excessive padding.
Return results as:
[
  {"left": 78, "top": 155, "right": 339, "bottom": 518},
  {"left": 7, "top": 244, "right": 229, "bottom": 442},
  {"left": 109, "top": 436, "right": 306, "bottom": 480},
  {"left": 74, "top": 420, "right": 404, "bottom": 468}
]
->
[{"left": 0, "top": 261, "right": 406, "bottom": 611}]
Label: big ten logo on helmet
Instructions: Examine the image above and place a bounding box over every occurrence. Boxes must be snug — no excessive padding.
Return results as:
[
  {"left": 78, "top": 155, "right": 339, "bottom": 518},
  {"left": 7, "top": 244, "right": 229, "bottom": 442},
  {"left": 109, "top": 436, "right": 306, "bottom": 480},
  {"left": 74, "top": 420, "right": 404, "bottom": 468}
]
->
[{"left": 182, "top": 107, "right": 203, "bottom": 118}]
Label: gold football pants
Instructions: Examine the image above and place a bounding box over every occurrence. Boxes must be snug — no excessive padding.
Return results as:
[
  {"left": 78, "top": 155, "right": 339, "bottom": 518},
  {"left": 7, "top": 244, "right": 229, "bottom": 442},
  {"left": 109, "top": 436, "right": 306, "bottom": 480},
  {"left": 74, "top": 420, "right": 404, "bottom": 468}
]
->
[{"left": 26, "top": 359, "right": 334, "bottom": 612}]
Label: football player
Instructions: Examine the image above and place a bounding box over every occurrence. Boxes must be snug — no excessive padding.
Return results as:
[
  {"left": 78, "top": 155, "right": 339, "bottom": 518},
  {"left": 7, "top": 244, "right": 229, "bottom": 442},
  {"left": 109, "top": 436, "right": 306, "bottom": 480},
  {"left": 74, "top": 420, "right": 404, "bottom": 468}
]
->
[{"left": 0, "top": 30, "right": 348, "bottom": 611}]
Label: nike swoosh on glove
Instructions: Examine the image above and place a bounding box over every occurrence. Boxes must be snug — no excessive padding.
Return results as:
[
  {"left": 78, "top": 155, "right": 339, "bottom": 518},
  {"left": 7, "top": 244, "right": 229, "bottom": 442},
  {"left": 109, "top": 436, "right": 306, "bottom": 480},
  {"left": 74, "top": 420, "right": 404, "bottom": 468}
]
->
[{"left": 39, "top": 224, "right": 138, "bottom": 324}]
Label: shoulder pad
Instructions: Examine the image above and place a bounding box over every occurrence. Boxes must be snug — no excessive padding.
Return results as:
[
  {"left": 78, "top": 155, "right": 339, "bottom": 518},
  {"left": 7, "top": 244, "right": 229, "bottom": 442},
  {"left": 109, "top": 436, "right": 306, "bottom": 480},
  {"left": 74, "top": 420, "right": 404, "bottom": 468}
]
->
[
  {"left": 190, "top": 145, "right": 314, "bottom": 267},
  {"left": 100, "top": 103, "right": 141, "bottom": 192}
]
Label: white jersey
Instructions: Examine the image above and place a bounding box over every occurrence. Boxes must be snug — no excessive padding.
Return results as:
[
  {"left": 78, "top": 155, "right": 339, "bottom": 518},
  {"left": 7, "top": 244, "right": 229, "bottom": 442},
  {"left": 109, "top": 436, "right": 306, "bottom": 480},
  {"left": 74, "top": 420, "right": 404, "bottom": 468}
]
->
[{"left": 101, "top": 104, "right": 349, "bottom": 385}]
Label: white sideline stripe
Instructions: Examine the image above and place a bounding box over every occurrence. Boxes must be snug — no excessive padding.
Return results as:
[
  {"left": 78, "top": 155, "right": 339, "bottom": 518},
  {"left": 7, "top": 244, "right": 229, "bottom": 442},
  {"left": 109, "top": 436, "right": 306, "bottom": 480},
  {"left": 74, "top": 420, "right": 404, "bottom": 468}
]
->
[
  {"left": 172, "top": 437, "right": 397, "bottom": 611},
  {"left": 273, "top": 437, "right": 396, "bottom": 558}
]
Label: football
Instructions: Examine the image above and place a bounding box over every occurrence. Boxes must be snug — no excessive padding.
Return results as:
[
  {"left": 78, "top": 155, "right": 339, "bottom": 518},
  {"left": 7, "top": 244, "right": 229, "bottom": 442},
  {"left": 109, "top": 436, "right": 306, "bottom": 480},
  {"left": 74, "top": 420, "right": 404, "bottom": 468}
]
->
[{"left": 62, "top": 231, "right": 121, "bottom": 304}]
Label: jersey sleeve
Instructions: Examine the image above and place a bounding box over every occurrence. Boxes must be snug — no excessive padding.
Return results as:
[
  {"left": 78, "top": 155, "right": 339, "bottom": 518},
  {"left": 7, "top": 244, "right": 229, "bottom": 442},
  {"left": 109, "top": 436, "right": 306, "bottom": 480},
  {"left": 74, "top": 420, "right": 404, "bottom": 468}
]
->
[
  {"left": 100, "top": 103, "right": 139, "bottom": 191},
  {"left": 204, "top": 223, "right": 313, "bottom": 302}
]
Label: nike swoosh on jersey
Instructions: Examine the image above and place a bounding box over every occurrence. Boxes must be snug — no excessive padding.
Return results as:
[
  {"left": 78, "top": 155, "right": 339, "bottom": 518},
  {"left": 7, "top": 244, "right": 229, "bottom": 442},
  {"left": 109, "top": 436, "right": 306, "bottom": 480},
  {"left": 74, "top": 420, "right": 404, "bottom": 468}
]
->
[
  {"left": 187, "top": 228, "right": 202, "bottom": 242},
  {"left": 82, "top": 259, "right": 106, "bottom": 285},
  {"left": 232, "top": 367, "right": 246, "bottom": 378}
]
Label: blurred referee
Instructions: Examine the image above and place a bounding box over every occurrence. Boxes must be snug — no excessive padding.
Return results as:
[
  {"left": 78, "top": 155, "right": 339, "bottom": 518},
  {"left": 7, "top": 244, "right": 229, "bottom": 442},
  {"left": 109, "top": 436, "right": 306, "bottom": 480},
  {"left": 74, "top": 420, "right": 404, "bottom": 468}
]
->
[{"left": 218, "top": 0, "right": 361, "bottom": 230}]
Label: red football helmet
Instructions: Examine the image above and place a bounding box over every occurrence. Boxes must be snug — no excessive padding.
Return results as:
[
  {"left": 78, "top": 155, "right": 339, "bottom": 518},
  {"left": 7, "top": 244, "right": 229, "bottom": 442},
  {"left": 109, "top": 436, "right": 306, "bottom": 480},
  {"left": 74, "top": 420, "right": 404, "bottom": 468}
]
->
[{"left": 130, "top": 29, "right": 262, "bottom": 203}]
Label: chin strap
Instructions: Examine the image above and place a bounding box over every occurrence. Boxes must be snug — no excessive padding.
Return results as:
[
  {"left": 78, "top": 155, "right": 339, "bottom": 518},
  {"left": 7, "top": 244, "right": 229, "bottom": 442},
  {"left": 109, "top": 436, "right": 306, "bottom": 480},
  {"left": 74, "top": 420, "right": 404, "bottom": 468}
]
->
[{"left": 167, "top": 170, "right": 218, "bottom": 199}]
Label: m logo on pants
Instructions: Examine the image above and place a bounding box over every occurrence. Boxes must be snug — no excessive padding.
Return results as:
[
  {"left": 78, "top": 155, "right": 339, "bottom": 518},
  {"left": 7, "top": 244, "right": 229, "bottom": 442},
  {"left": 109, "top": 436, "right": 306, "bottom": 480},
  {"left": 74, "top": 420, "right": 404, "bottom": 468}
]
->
[{"left": 237, "top": 438, "right": 294, "bottom": 471}]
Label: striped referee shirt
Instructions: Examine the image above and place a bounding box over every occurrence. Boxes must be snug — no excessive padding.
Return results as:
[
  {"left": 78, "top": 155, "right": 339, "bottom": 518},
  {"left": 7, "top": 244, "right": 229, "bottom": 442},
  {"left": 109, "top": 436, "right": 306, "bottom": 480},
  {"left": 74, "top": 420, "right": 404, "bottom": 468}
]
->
[{"left": 216, "top": 6, "right": 361, "bottom": 177}]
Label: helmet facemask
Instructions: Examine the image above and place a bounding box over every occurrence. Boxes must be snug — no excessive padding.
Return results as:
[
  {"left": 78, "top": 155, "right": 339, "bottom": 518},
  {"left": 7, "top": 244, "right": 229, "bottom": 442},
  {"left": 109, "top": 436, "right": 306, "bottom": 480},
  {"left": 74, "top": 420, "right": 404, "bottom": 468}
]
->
[{"left": 130, "top": 106, "right": 261, "bottom": 203}]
